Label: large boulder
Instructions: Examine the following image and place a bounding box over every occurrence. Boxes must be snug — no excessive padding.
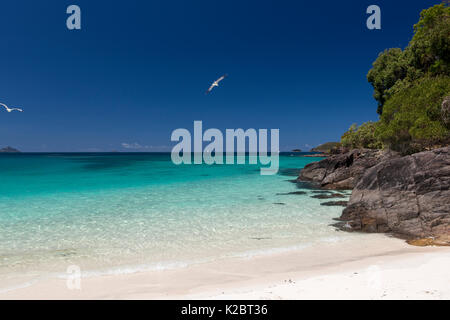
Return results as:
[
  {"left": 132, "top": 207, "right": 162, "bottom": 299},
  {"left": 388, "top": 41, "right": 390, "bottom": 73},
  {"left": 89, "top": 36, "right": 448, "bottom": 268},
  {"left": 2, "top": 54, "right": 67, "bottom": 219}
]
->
[
  {"left": 339, "top": 147, "right": 450, "bottom": 243},
  {"left": 298, "top": 149, "right": 398, "bottom": 190}
]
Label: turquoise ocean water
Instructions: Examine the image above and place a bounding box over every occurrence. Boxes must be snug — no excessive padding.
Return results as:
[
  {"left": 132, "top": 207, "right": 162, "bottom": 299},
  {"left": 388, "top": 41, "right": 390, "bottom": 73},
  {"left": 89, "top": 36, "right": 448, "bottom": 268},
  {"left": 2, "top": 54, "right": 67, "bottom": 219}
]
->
[{"left": 0, "top": 153, "right": 352, "bottom": 290}]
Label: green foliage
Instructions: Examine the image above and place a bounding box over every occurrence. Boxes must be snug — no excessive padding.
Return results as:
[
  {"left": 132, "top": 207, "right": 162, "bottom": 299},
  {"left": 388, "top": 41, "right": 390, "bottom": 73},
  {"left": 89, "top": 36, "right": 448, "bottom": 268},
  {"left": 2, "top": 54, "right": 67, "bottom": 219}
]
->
[
  {"left": 367, "top": 48, "right": 409, "bottom": 115},
  {"left": 352, "top": 2, "right": 450, "bottom": 154},
  {"left": 341, "top": 122, "right": 382, "bottom": 150},
  {"left": 311, "top": 142, "right": 341, "bottom": 153},
  {"left": 367, "top": 3, "right": 450, "bottom": 115},
  {"left": 410, "top": 3, "right": 450, "bottom": 74},
  {"left": 376, "top": 76, "right": 450, "bottom": 154}
]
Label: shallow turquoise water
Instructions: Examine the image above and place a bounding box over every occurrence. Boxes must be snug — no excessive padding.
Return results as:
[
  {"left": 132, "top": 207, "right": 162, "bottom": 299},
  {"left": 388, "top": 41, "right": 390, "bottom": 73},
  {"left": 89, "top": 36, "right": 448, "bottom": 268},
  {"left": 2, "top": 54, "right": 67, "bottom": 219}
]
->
[{"left": 0, "top": 153, "right": 351, "bottom": 288}]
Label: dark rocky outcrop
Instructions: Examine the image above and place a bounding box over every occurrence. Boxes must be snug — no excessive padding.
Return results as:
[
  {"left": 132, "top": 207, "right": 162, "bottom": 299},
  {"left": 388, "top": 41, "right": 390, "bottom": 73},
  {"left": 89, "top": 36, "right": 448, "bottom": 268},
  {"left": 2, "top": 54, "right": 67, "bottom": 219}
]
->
[
  {"left": 276, "top": 191, "right": 307, "bottom": 196},
  {"left": 321, "top": 201, "right": 348, "bottom": 207},
  {"left": 298, "top": 149, "right": 399, "bottom": 190},
  {"left": 279, "top": 168, "right": 302, "bottom": 177},
  {"left": 338, "top": 147, "right": 450, "bottom": 244},
  {"left": 311, "top": 193, "right": 346, "bottom": 199},
  {"left": 0, "top": 146, "right": 20, "bottom": 153}
]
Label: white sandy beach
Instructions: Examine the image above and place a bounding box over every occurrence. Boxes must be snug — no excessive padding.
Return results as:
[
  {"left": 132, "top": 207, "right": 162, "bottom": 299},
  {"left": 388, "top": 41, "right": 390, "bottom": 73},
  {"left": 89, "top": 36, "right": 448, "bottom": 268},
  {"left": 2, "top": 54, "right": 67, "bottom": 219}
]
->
[{"left": 1, "top": 234, "right": 449, "bottom": 300}]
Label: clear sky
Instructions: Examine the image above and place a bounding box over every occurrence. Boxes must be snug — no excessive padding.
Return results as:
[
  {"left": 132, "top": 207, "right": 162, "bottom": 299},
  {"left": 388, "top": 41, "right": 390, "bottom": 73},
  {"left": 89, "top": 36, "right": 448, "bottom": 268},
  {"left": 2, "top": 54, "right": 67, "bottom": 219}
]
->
[{"left": 0, "top": 0, "right": 439, "bottom": 152}]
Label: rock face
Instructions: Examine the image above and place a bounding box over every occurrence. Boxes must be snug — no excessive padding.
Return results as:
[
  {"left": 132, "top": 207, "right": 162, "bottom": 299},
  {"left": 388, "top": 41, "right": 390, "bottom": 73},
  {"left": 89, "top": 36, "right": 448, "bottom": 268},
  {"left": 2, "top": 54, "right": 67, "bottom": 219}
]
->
[
  {"left": 0, "top": 146, "right": 20, "bottom": 153},
  {"left": 442, "top": 96, "right": 450, "bottom": 126},
  {"left": 339, "top": 147, "right": 450, "bottom": 242},
  {"left": 298, "top": 149, "right": 398, "bottom": 190}
]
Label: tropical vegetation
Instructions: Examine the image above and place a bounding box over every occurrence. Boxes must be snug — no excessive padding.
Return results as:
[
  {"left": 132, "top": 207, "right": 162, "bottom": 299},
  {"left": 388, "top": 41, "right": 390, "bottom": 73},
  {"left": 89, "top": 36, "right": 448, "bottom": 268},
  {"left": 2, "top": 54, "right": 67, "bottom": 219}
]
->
[{"left": 341, "top": 2, "right": 450, "bottom": 154}]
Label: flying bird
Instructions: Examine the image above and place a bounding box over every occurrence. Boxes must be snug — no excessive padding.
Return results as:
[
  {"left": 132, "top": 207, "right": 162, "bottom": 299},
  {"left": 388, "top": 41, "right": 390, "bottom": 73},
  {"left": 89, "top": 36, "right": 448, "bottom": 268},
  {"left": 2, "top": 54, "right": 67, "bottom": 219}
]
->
[
  {"left": 0, "top": 103, "right": 23, "bottom": 113},
  {"left": 205, "top": 74, "right": 228, "bottom": 94}
]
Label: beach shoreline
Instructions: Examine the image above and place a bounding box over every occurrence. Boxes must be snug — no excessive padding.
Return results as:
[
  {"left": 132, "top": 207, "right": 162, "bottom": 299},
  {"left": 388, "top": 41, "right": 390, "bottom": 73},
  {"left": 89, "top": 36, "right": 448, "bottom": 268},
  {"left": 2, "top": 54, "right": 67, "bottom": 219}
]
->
[{"left": 2, "top": 233, "right": 449, "bottom": 300}]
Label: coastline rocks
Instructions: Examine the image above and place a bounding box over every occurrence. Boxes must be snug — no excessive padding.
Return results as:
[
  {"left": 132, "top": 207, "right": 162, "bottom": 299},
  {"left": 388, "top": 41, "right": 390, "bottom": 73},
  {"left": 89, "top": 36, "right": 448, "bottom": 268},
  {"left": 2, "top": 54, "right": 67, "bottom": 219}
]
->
[
  {"left": 276, "top": 191, "right": 308, "bottom": 196},
  {"left": 299, "top": 153, "right": 327, "bottom": 158},
  {"left": 311, "top": 193, "right": 346, "bottom": 199},
  {"left": 298, "top": 149, "right": 399, "bottom": 190},
  {"left": 321, "top": 201, "right": 348, "bottom": 207},
  {"left": 339, "top": 147, "right": 450, "bottom": 243},
  {"left": 407, "top": 237, "right": 450, "bottom": 247}
]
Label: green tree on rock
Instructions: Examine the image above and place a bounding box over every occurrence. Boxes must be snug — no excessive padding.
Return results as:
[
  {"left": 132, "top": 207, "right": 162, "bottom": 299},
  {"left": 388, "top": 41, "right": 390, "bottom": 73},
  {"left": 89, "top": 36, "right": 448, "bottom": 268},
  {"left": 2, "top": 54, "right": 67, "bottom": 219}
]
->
[{"left": 344, "top": 2, "right": 450, "bottom": 154}]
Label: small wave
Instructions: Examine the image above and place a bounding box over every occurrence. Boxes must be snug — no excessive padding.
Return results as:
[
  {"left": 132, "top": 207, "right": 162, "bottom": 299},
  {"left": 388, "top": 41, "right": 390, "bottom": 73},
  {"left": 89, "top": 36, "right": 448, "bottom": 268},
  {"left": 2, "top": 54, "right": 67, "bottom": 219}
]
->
[
  {"left": 0, "top": 278, "right": 40, "bottom": 294},
  {"left": 55, "top": 259, "right": 208, "bottom": 279}
]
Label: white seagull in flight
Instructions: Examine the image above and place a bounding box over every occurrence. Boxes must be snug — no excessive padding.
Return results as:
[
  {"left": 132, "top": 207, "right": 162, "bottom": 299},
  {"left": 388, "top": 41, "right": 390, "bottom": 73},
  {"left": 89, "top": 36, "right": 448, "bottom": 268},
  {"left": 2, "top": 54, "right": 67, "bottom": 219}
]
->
[
  {"left": 0, "top": 103, "right": 23, "bottom": 113},
  {"left": 205, "top": 74, "right": 228, "bottom": 94}
]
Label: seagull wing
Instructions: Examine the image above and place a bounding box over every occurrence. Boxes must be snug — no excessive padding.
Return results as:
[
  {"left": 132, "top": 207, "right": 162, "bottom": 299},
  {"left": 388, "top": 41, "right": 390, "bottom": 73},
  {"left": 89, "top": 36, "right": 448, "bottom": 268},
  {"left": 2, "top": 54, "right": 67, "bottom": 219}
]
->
[
  {"left": 0, "top": 103, "right": 23, "bottom": 112},
  {"left": 216, "top": 74, "right": 228, "bottom": 83},
  {"left": 205, "top": 84, "right": 215, "bottom": 94}
]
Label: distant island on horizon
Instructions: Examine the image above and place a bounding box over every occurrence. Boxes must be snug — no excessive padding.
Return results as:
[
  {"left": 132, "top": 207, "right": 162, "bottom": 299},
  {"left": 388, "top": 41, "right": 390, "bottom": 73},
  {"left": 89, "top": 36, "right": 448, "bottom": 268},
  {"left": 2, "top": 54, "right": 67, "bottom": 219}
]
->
[
  {"left": 0, "top": 146, "right": 337, "bottom": 154},
  {"left": 0, "top": 146, "right": 20, "bottom": 153}
]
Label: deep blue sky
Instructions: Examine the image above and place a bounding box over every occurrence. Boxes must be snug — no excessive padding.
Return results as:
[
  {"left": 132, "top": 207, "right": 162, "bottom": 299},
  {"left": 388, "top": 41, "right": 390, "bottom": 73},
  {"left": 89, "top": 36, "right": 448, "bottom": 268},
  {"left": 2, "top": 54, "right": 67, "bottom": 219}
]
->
[{"left": 0, "top": 0, "right": 439, "bottom": 151}]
